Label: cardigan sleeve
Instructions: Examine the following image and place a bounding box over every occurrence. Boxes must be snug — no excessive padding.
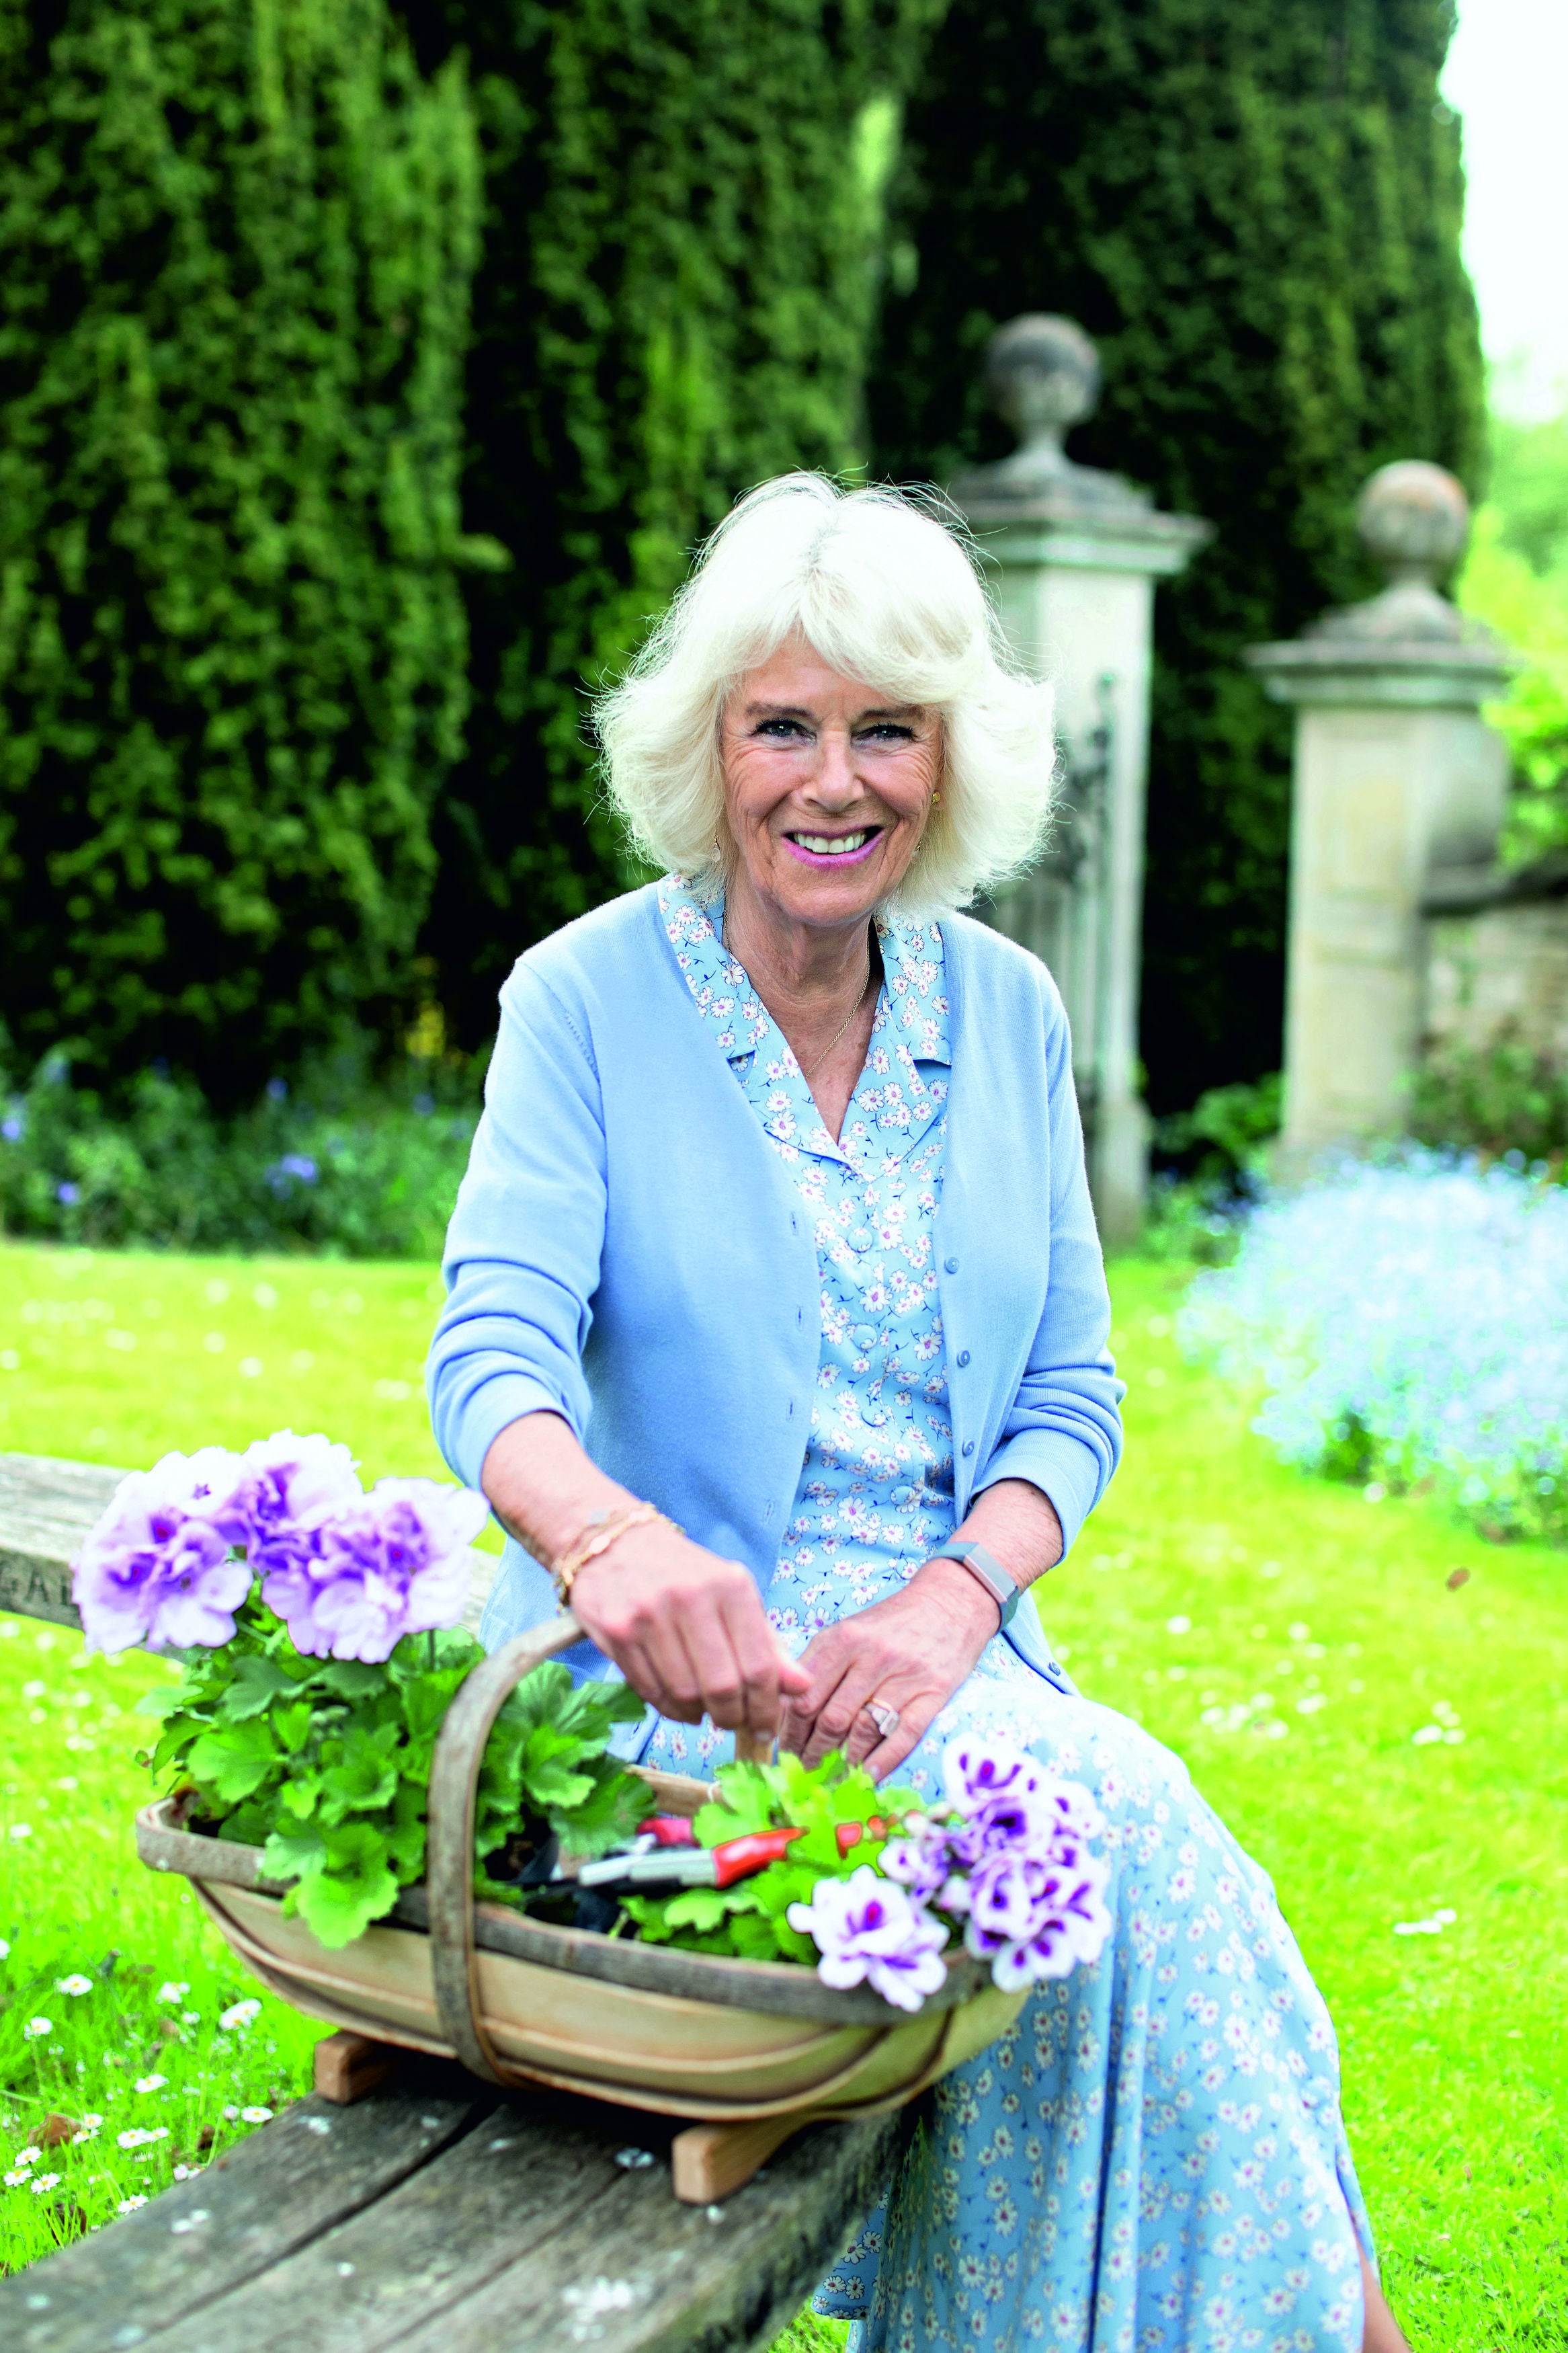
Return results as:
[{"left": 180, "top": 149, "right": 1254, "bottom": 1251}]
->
[
  {"left": 427, "top": 963, "right": 607, "bottom": 1492},
  {"left": 973, "top": 980, "right": 1124, "bottom": 1556}
]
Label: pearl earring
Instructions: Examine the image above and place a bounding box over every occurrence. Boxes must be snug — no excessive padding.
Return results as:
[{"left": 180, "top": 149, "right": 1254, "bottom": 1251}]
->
[{"left": 932, "top": 790, "right": 942, "bottom": 808}]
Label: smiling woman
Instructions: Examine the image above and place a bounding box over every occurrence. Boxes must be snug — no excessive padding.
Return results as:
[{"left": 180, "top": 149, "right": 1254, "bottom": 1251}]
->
[
  {"left": 425, "top": 470, "right": 1415, "bottom": 2348},
  {"left": 596, "top": 473, "right": 1056, "bottom": 915}
]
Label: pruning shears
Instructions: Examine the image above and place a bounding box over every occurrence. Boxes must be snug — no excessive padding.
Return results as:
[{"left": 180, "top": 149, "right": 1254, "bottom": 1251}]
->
[{"left": 569, "top": 1813, "right": 885, "bottom": 1895}]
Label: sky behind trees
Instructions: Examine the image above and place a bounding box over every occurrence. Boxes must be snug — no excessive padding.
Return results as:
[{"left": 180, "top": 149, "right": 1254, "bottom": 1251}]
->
[{"left": 1443, "top": 0, "right": 1568, "bottom": 416}]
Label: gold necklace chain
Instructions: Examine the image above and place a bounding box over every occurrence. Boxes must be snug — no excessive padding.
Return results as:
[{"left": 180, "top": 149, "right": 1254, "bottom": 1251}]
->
[{"left": 723, "top": 920, "right": 874, "bottom": 1088}]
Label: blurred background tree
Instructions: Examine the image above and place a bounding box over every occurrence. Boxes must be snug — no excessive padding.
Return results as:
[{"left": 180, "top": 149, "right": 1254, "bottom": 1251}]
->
[
  {"left": 1458, "top": 404, "right": 1568, "bottom": 871},
  {"left": 0, "top": 0, "right": 481, "bottom": 1103},
  {"left": 402, "top": 0, "right": 941, "bottom": 1051},
  {"left": 871, "top": 0, "right": 1485, "bottom": 1115}
]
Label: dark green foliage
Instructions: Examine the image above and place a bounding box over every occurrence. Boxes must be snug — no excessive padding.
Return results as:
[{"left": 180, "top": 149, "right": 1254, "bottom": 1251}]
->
[
  {"left": 0, "top": 0, "right": 483, "bottom": 1101},
  {"left": 142, "top": 1605, "right": 651, "bottom": 1948},
  {"left": 1153, "top": 1072, "right": 1282, "bottom": 1195},
  {"left": 872, "top": 0, "right": 1485, "bottom": 1111},
  {"left": 1409, "top": 1030, "right": 1568, "bottom": 1168},
  {"left": 403, "top": 1, "right": 940, "bottom": 1049},
  {"left": 0, "top": 1044, "right": 480, "bottom": 1254}
]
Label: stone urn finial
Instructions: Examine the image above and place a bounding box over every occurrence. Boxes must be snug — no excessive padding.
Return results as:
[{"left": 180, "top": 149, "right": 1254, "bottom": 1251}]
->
[
  {"left": 1316, "top": 460, "right": 1479, "bottom": 643},
  {"left": 983, "top": 315, "right": 1102, "bottom": 481}
]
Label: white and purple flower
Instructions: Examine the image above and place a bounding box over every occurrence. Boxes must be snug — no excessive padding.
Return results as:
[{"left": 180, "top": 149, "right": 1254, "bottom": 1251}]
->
[
  {"left": 73, "top": 1431, "right": 489, "bottom": 1663},
  {"left": 788, "top": 1864, "right": 949, "bottom": 2011},
  {"left": 74, "top": 1448, "right": 251, "bottom": 1653},
  {"left": 803, "top": 1737, "right": 1113, "bottom": 2011}
]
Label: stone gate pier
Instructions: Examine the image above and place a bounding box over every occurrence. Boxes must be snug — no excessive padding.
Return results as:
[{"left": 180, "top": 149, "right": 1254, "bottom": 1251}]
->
[
  {"left": 1247, "top": 463, "right": 1532, "bottom": 1162},
  {"left": 949, "top": 315, "right": 1209, "bottom": 1246}
]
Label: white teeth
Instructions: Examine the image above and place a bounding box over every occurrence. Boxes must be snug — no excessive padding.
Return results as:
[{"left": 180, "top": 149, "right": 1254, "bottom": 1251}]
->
[{"left": 794, "top": 831, "right": 869, "bottom": 856}]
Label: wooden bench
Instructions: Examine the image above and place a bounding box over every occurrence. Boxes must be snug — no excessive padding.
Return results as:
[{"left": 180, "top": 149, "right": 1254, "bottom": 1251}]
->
[{"left": 0, "top": 1453, "right": 897, "bottom": 2349}]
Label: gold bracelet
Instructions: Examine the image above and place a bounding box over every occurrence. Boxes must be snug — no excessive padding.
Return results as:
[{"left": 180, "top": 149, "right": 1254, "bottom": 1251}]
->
[{"left": 549, "top": 1501, "right": 671, "bottom": 1601}]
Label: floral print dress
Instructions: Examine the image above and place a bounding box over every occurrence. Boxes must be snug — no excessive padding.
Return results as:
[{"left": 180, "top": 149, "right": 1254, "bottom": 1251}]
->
[{"left": 645, "top": 877, "right": 1373, "bottom": 2353}]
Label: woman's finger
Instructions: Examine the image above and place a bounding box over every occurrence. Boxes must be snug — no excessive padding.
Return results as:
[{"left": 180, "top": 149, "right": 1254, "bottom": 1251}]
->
[
  {"left": 793, "top": 1650, "right": 885, "bottom": 1768},
  {"left": 860, "top": 1684, "right": 947, "bottom": 1783},
  {"left": 716, "top": 1591, "right": 803, "bottom": 1737}
]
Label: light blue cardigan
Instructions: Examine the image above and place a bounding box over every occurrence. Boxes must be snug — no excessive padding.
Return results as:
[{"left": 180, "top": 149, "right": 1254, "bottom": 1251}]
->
[{"left": 428, "top": 881, "right": 1123, "bottom": 1687}]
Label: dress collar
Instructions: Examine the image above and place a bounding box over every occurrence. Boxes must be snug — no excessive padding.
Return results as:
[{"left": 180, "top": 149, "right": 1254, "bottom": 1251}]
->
[{"left": 657, "top": 873, "right": 949, "bottom": 1170}]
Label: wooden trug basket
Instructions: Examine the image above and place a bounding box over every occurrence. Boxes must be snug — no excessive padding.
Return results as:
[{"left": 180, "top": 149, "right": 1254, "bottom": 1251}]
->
[{"left": 136, "top": 1612, "right": 1023, "bottom": 2198}]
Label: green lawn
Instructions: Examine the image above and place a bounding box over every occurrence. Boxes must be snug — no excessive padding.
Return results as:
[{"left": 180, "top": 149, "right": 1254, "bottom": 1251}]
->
[{"left": 1, "top": 1238, "right": 1565, "bottom": 2345}]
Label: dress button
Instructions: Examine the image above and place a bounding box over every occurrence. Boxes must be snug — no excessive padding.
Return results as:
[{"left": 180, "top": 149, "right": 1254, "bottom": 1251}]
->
[
  {"left": 962, "top": 1439, "right": 975, "bottom": 1458},
  {"left": 851, "top": 1323, "right": 877, "bottom": 1350},
  {"left": 957, "top": 1349, "right": 971, "bottom": 1368},
  {"left": 944, "top": 1256, "right": 959, "bottom": 1275}
]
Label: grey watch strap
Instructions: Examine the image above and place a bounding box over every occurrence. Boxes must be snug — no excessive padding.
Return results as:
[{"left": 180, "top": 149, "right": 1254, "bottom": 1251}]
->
[{"left": 927, "top": 1538, "right": 1023, "bottom": 1630}]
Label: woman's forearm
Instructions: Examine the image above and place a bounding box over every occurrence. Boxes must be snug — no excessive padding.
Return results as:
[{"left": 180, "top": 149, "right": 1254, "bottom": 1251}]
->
[
  {"left": 480, "top": 1410, "right": 636, "bottom": 1569},
  {"left": 480, "top": 1411, "right": 809, "bottom": 1737},
  {"left": 951, "top": 1477, "right": 1065, "bottom": 1594}
]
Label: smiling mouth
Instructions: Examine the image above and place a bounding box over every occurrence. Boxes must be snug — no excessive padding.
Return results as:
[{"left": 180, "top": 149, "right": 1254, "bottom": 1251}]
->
[{"left": 786, "top": 828, "right": 880, "bottom": 859}]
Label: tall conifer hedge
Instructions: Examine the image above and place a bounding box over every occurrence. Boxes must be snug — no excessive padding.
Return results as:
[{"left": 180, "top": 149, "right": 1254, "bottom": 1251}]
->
[
  {"left": 0, "top": 0, "right": 481, "bottom": 1101},
  {"left": 406, "top": 0, "right": 938, "bottom": 1049},
  {"left": 872, "top": 0, "right": 1485, "bottom": 1109}
]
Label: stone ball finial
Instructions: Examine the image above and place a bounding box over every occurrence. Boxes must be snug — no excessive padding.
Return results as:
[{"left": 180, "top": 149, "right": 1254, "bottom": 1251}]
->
[
  {"left": 983, "top": 315, "right": 1102, "bottom": 470},
  {"left": 1355, "top": 461, "right": 1471, "bottom": 586}
]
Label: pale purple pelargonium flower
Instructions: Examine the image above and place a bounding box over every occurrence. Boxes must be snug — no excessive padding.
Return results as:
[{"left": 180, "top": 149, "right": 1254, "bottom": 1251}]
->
[
  {"left": 788, "top": 1865, "right": 949, "bottom": 2013},
  {"left": 216, "top": 1431, "right": 363, "bottom": 1572},
  {"left": 875, "top": 1737, "right": 1115, "bottom": 1999},
  {"left": 878, "top": 1812, "right": 953, "bottom": 1907},
  {"left": 73, "top": 1448, "right": 251, "bottom": 1654},
  {"left": 75, "top": 1430, "right": 489, "bottom": 1663},
  {"left": 262, "top": 1476, "right": 489, "bottom": 1662},
  {"left": 956, "top": 1837, "right": 1113, "bottom": 1991}
]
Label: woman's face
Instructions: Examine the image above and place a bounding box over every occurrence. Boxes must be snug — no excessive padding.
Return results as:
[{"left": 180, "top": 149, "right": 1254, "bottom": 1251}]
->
[{"left": 718, "top": 639, "right": 941, "bottom": 935}]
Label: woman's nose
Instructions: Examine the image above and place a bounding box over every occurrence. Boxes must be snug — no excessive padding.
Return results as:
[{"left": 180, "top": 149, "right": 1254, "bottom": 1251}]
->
[{"left": 812, "top": 725, "right": 857, "bottom": 803}]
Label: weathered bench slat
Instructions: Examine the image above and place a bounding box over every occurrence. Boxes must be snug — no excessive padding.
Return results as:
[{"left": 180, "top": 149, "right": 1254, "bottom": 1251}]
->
[
  {"left": 144, "top": 2100, "right": 628, "bottom": 2352},
  {"left": 394, "top": 2110, "right": 901, "bottom": 2353},
  {"left": 1, "top": 2071, "right": 899, "bottom": 2353},
  {"left": 0, "top": 2079, "right": 485, "bottom": 2350},
  {"left": 0, "top": 1451, "right": 499, "bottom": 1640},
  {"left": 0, "top": 1453, "right": 123, "bottom": 1626}
]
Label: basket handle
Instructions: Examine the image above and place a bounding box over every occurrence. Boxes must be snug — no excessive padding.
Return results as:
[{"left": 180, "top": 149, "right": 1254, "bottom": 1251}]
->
[
  {"left": 426, "top": 1610, "right": 587, "bottom": 2084},
  {"left": 426, "top": 1618, "right": 782, "bottom": 2083}
]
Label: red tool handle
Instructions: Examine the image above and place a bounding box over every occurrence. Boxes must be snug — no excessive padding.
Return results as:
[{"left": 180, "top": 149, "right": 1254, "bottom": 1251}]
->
[
  {"left": 645, "top": 1814, "right": 698, "bottom": 1847},
  {"left": 709, "top": 1828, "right": 804, "bottom": 1886}
]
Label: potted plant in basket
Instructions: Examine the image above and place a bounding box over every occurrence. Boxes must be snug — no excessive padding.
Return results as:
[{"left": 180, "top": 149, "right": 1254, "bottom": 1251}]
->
[{"left": 79, "top": 1431, "right": 1112, "bottom": 2195}]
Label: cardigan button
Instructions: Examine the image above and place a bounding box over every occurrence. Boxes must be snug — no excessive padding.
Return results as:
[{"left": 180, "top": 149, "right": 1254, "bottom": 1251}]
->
[
  {"left": 944, "top": 1256, "right": 959, "bottom": 1274},
  {"left": 962, "top": 1439, "right": 975, "bottom": 1458},
  {"left": 957, "top": 1349, "right": 971, "bottom": 1368}
]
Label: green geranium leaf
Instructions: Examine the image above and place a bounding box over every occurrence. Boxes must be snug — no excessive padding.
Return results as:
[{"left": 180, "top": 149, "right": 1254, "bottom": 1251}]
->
[
  {"left": 272, "top": 1700, "right": 316, "bottom": 1754},
  {"left": 188, "top": 1717, "right": 282, "bottom": 1803},
  {"left": 549, "top": 1757, "right": 654, "bottom": 1858},
  {"left": 292, "top": 1855, "right": 400, "bottom": 1950},
  {"left": 222, "top": 1654, "right": 298, "bottom": 1720},
  {"left": 319, "top": 1722, "right": 401, "bottom": 1819},
  {"left": 315, "top": 1661, "right": 387, "bottom": 1701},
  {"left": 278, "top": 1774, "right": 322, "bottom": 1821},
  {"left": 260, "top": 1825, "right": 327, "bottom": 1884}
]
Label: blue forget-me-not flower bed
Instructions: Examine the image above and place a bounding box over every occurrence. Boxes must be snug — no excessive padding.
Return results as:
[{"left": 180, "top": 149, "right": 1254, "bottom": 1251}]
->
[{"left": 1180, "top": 1154, "right": 1568, "bottom": 1546}]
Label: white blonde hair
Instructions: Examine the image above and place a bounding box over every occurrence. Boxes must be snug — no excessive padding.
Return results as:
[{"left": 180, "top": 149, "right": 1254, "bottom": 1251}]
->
[{"left": 595, "top": 473, "right": 1055, "bottom": 914}]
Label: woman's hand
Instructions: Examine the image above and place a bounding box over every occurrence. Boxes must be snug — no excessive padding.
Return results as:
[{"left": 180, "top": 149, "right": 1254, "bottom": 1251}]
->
[
  {"left": 781, "top": 1482, "right": 1065, "bottom": 1780},
  {"left": 482, "top": 1410, "right": 808, "bottom": 1743},
  {"left": 570, "top": 1518, "right": 809, "bottom": 1741},
  {"left": 781, "top": 1558, "right": 1001, "bottom": 1781}
]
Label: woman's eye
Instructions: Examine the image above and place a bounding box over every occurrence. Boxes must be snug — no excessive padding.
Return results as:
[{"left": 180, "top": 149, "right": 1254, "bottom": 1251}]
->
[
  {"left": 858, "top": 723, "right": 915, "bottom": 744},
  {"left": 757, "top": 719, "right": 810, "bottom": 740}
]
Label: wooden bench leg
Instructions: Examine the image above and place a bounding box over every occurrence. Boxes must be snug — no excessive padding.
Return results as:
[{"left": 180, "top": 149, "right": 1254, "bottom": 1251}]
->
[
  {"left": 313, "top": 2030, "right": 403, "bottom": 2105},
  {"left": 670, "top": 2111, "right": 817, "bottom": 2204}
]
